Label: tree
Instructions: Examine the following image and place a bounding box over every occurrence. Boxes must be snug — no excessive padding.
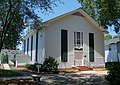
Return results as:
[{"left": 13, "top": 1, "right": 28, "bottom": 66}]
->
[
  {"left": 104, "top": 34, "right": 112, "bottom": 40},
  {"left": 1, "top": 53, "right": 8, "bottom": 64},
  {"left": 78, "top": 0, "right": 120, "bottom": 33},
  {"left": 113, "top": 34, "right": 120, "bottom": 39},
  {"left": 11, "top": 54, "right": 16, "bottom": 67},
  {"left": 0, "top": 0, "right": 61, "bottom": 52}
]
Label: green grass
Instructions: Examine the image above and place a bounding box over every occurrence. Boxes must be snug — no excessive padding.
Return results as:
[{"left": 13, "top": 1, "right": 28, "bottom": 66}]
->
[
  {"left": 59, "top": 69, "right": 80, "bottom": 73},
  {"left": 0, "top": 69, "right": 22, "bottom": 77}
]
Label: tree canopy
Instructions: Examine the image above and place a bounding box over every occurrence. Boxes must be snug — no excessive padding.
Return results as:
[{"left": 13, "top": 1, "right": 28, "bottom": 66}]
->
[
  {"left": 104, "top": 34, "right": 112, "bottom": 40},
  {"left": 0, "top": 0, "right": 61, "bottom": 51},
  {"left": 113, "top": 34, "right": 120, "bottom": 39},
  {"left": 78, "top": 0, "right": 120, "bottom": 33}
]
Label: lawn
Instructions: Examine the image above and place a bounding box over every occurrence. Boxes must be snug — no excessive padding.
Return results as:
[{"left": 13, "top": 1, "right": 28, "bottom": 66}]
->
[
  {"left": 0, "top": 69, "right": 22, "bottom": 77},
  {"left": 59, "top": 69, "right": 80, "bottom": 73}
]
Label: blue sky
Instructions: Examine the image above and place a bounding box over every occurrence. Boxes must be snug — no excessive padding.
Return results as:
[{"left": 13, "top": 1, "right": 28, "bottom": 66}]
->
[
  {"left": 19, "top": 0, "right": 117, "bottom": 50},
  {"left": 38, "top": 0, "right": 80, "bottom": 22},
  {"left": 36, "top": 0, "right": 117, "bottom": 36}
]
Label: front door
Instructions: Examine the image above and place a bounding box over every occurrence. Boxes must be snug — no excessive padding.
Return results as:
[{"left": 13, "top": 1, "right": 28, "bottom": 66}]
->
[
  {"left": 74, "top": 32, "right": 83, "bottom": 66},
  {"left": 74, "top": 50, "right": 83, "bottom": 66}
]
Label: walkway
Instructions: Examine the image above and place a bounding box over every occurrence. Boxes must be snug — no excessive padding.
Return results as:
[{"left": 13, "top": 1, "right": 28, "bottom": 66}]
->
[
  {"left": 0, "top": 71, "right": 109, "bottom": 85},
  {"left": 2, "top": 64, "right": 11, "bottom": 70},
  {"left": 38, "top": 71, "right": 109, "bottom": 85}
]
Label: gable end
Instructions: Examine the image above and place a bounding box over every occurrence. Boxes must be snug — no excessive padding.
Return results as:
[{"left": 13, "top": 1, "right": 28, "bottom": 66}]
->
[{"left": 72, "top": 12, "right": 84, "bottom": 17}]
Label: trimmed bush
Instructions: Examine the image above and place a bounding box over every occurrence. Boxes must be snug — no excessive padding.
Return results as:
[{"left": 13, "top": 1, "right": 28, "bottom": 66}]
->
[
  {"left": 11, "top": 54, "right": 16, "bottom": 66},
  {"left": 1, "top": 53, "right": 8, "bottom": 64},
  {"left": 25, "top": 57, "right": 59, "bottom": 73},
  {"left": 105, "top": 62, "right": 120, "bottom": 85},
  {"left": 42, "top": 56, "right": 59, "bottom": 72},
  {"left": 25, "top": 64, "right": 36, "bottom": 71}
]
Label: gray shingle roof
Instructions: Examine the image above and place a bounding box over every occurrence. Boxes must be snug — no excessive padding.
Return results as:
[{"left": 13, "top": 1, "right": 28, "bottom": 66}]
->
[{"left": 105, "top": 38, "right": 120, "bottom": 45}]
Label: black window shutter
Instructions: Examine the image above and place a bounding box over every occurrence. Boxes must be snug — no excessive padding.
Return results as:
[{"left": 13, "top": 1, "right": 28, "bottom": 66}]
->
[
  {"left": 61, "top": 30, "right": 68, "bottom": 62},
  {"left": 89, "top": 33, "right": 94, "bottom": 62},
  {"left": 24, "top": 40, "right": 26, "bottom": 53},
  {"left": 36, "top": 32, "right": 38, "bottom": 62},
  {"left": 27, "top": 38, "right": 29, "bottom": 54},
  {"left": 31, "top": 36, "right": 33, "bottom": 61}
]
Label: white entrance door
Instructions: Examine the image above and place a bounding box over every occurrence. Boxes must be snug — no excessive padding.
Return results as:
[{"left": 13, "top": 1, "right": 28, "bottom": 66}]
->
[{"left": 74, "top": 50, "right": 83, "bottom": 66}]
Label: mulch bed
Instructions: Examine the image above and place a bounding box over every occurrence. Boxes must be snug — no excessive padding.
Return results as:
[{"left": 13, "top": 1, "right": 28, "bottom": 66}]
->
[{"left": 19, "top": 67, "right": 80, "bottom": 75}]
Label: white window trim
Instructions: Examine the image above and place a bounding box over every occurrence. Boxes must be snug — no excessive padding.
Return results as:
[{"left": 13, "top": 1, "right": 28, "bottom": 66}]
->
[{"left": 74, "top": 31, "right": 83, "bottom": 49}]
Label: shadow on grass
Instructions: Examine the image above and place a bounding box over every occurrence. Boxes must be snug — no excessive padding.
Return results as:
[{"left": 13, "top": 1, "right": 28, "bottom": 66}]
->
[
  {"left": 0, "top": 69, "right": 22, "bottom": 77},
  {"left": 37, "top": 74, "right": 109, "bottom": 85}
]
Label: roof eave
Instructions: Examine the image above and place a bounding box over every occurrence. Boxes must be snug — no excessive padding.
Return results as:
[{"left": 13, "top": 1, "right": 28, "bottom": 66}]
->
[
  {"left": 78, "top": 9, "right": 107, "bottom": 34},
  {"left": 45, "top": 8, "right": 107, "bottom": 33}
]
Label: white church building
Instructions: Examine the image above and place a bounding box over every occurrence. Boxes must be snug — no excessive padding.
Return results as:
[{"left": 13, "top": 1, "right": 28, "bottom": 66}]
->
[{"left": 23, "top": 8, "right": 106, "bottom": 68}]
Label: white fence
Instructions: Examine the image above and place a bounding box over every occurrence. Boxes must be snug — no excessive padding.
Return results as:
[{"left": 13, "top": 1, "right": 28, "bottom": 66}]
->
[{"left": 0, "top": 49, "right": 32, "bottom": 66}]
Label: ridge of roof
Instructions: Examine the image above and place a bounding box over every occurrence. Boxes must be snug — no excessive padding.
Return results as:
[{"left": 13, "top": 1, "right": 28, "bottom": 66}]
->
[
  {"left": 24, "top": 8, "right": 107, "bottom": 40},
  {"left": 105, "top": 38, "right": 120, "bottom": 45},
  {"left": 44, "top": 8, "right": 107, "bottom": 33}
]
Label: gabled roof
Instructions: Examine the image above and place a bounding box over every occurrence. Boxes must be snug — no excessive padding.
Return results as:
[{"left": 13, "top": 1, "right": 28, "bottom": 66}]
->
[
  {"left": 24, "top": 8, "right": 107, "bottom": 40},
  {"left": 45, "top": 8, "right": 107, "bottom": 33},
  {"left": 105, "top": 38, "right": 120, "bottom": 45}
]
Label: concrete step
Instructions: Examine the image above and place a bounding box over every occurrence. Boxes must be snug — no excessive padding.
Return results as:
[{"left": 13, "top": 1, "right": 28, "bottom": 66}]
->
[{"left": 76, "top": 66, "right": 93, "bottom": 71}]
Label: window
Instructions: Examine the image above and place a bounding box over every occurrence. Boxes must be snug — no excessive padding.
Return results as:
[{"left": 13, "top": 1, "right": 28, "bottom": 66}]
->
[
  {"left": 74, "top": 32, "right": 83, "bottom": 49},
  {"left": 109, "top": 46, "right": 111, "bottom": 51}
]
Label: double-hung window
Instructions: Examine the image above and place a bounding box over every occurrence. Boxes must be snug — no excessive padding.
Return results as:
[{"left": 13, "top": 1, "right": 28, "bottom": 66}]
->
[{"left": 74, "top": 32, "right": 83, "bottom": 49}]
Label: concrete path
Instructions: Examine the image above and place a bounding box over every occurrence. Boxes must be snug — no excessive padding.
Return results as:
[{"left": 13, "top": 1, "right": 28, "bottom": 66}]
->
[
  {"left": 38, "top": 71, "right": 109, "bottom": 85},
  {"left": 76, "top": 70, "right": 108, "bottom": 76},
  {"left": 2, "top": 64, "right": 11, "bottom": 70},
  {"left": 0, "top": 71, "right": 109, "bottom": 85}
]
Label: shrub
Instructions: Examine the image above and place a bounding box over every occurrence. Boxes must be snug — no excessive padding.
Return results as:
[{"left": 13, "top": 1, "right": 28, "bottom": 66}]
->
[
  {"left": 25, "top": 64, "right": 36, "bottom": 71},
  {"left": 42, "top": 56, "right": 59, "bottom": 72},
  {"left": 1, "top": 53, "right": 8, "bottom": 64},
  {"left": 11, "top": 54, "right": 16, "bottom": 66},
  {"left": 105, "top": 62, "right": 120, "bottom": 85},
  {"left": 25, "top": 57, "right": 59, "bottom": 73}
]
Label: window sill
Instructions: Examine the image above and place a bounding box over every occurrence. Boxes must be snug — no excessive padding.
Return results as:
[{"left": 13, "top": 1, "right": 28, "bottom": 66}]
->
[{"left": 74, "top": 48, "right": 83, "bottom": 51}]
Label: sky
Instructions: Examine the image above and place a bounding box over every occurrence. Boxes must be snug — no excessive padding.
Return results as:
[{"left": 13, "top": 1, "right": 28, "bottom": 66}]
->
[
  {"left": 36, "top": 0, "right": 117, "bottom": 36},
  {"left": 37, "top": 0, "right": 80, "bottom": 22},
  {"left": 19, "top": 0, "right": 117, "bottom": 50}
]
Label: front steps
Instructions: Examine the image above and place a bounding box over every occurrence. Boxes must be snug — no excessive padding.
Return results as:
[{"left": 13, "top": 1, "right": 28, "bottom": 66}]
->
[
  {"left": 75, "top": 66, "right": 93, "bottom": 71},
  {"left": 59, "top": 66, "right": 93, "bottom": 71}
]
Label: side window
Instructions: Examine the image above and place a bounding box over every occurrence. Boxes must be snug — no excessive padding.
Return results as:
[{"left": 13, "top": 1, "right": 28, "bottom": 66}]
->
[{"left": 109, "top": 46, "right": 111, "bottom": 51}]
